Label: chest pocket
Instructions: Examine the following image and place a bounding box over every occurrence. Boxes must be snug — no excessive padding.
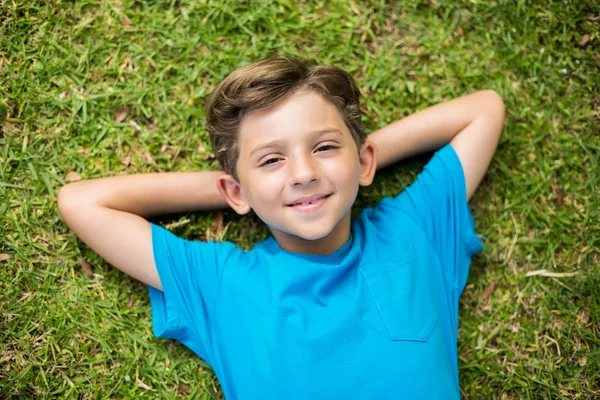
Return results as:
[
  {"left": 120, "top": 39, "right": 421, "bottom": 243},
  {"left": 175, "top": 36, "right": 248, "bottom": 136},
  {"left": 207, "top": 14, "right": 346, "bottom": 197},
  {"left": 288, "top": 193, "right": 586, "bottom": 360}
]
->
[{"left": 359, "top": 246, "right": 437, "bottom": 341}]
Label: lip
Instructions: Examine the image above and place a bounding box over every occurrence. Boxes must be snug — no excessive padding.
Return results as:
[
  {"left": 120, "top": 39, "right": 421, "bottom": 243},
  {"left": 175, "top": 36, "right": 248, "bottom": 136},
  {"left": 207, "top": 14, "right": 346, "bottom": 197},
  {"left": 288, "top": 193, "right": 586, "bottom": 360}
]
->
[{"left": 286, "top": 194, "right": 332, "bottom": 212}]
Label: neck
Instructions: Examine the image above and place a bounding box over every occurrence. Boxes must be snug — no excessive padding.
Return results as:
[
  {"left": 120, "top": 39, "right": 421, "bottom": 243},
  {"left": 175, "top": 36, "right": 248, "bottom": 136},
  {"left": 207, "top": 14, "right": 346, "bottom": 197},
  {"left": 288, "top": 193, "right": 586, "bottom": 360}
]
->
[{"left": 271, "top": 214, "right": 351, "bottom": 255}]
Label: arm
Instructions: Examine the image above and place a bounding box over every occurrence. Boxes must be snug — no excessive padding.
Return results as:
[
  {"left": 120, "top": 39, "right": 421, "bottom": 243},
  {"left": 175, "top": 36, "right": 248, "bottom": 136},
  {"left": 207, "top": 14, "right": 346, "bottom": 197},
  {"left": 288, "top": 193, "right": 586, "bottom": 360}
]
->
[
  {"left": 368, "top": 90, "right": 505, "bottom": 200},
  {"left": 57, "top": 171, "right": 228, "bottom": 290}
]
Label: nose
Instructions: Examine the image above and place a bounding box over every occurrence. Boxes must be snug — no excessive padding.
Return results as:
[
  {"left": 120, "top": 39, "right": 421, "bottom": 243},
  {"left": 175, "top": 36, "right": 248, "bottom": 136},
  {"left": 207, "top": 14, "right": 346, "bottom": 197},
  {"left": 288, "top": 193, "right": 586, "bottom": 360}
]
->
[{"left": 289, "top": 151, "right": 319, "bottom": 186}]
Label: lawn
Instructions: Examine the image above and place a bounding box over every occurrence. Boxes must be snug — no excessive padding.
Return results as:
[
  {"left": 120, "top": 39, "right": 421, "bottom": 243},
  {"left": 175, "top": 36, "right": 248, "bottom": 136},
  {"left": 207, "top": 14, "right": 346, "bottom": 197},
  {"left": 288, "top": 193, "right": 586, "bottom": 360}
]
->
[{"left": 1, "top": 0, "right": 599, "bottom": 398}]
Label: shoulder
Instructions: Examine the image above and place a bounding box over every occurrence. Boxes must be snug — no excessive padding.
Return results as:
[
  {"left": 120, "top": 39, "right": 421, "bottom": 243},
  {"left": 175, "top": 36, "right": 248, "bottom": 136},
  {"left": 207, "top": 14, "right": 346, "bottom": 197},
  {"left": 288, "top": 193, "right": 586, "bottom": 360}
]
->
[
  {"left": 387, "top": 144, "right": 465, "bottom": 215},
  {"left": 357, "top": 193, "right": 423, "bottom": 233},
  {"left": 353, "top": 144, "right": 466, "bottom": 246},
  {"left": 417, "top": 144, "right": 464, "bottom": 186},
  {"left": 354, "top": 199, "right": 423, "bottom": 248},
  {"left": 150, "top": 222, "right": 246, "bottom": 266}
]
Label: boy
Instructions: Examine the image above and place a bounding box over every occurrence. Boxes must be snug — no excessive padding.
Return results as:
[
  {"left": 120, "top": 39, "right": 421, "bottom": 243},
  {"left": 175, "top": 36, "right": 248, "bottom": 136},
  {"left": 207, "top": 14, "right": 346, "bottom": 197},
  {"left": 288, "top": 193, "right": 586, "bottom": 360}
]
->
[{"left": 58, "top": 57, "right": 505, "bottom": 399}]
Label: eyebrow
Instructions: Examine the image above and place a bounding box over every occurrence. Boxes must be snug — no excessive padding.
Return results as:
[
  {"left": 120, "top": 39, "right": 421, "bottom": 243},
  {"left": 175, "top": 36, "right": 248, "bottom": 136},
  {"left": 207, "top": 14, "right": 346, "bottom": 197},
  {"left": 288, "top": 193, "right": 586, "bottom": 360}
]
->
[{"left": 249, "top": 128, "right": 344, "bottom": 157}]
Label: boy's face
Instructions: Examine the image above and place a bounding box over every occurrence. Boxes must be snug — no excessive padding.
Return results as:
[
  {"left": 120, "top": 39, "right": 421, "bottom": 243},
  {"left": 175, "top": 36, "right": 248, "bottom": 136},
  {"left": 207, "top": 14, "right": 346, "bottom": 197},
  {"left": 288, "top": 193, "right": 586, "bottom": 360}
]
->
[{"left": 217, "top": 91, "right": 376, "bottom": 254}]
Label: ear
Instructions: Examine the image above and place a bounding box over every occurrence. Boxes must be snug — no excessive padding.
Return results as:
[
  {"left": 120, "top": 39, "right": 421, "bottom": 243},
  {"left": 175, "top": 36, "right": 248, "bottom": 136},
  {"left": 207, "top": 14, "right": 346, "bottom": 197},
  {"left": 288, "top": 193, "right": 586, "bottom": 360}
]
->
[
  {"left": 358, "top": 141, "right": 377, "bottom": 186},
  {"left": 216, "top": 174, "right": 252, "bottom": 215}
]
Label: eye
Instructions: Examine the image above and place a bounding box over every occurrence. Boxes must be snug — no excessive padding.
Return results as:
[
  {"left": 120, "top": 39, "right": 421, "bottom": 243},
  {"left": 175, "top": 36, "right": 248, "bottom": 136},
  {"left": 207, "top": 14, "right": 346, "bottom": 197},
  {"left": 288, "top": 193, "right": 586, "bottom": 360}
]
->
[
  {"left": 316, "top": 144, "right": 339, "bottom": 152},
  {"left": 260, "top": 157, "right": 281, "bottom": 167}
]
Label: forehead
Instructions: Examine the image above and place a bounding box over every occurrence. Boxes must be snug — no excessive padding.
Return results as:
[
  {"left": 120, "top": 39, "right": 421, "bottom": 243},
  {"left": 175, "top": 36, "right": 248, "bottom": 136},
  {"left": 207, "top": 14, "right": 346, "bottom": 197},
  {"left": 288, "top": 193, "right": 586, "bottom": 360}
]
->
[{"left": 237, "top": 91, "right": 350, "bottom": 155}]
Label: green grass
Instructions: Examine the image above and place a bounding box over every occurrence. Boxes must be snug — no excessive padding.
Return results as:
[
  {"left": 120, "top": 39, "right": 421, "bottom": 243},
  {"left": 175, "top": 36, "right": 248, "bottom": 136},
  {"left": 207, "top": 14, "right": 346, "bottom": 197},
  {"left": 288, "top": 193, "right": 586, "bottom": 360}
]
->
[{"left": 1, "top": 0, "right": 599, "bottom": 398}]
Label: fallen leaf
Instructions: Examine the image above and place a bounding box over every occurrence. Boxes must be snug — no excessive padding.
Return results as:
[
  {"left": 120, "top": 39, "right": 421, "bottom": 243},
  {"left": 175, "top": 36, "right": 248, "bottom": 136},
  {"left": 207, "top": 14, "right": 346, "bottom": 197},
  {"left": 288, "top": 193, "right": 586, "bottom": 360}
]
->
[
  {"left": 213, "top": 210, "right": 224, "bottom": 238},
  {"left": 126, "top": 296, "right": 135, "bottom": 309},
  {"left": 552, "top": 183, "right": 565, "bottom": 206},
  {"left": 178, "top": 383, "right": 190, "bottom": 394},
  {"left": 481, "top": 283, "right": 496, "bottom": 299},
  {"left": 160, "top": 144, "right": 177, "bottom": 156},
  {"left": 129, "top": 119, "right": 142, "bottom": 131},
  {"left": 0, "top": 254, "right": 11, "bottom": 262},
  {"left": 114, "top": 106, "right": 129, "bottom": 123},
  {"left": 122, "top": 18, "right": 132, "bottom": 28},
  {"left": 79, "top": 259, "right": 94, "bottom": 279},
  {"left": 577, "top": 34, "right": 590, "bottom": 48},
  {"left": 577, "top": 309, "right": 590, "bottom": 325},
  {"left": 526, "top": 269, "right": 577, "bottom": 278},
  {"left": 120, "top": 155, "right": 131, "bottom": 167},
  {"left": 136, "top": 378, "right": 153, "bottom": 391},
  {"left": 66, "top": 171, "right": 82, "bottom": 182},
  {"left": 144, "top": 150, "right": 156, "bottom": 165}
]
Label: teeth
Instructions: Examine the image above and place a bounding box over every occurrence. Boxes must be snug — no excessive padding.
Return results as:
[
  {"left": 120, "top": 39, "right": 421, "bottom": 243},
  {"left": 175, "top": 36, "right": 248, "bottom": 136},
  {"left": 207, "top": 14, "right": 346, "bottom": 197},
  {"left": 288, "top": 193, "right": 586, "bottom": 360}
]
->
[
  {"left": 290, "top": 195, "right": 328, "bottom": 207},
  {"left": 295, "top": 199, "right": 317, "bottom": 206}
]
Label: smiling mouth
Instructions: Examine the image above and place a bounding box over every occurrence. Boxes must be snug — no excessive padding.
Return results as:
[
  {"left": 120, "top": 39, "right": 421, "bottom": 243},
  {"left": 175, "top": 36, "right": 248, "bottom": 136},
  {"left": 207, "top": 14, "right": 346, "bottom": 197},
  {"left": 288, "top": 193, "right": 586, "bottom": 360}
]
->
[{"left": 286, "top": 194, "right": 332, "bottom": 207}]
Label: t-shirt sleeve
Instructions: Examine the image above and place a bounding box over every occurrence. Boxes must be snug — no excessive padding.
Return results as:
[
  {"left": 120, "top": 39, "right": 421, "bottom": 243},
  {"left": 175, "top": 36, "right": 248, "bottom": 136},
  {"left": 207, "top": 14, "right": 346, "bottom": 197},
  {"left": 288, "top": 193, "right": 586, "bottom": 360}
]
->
[
  {"left": 147, "top": 222, "right": 241, "bottom": 363},
  {"left": 386, "top": 143, "right": 484, "bottom": 291}
]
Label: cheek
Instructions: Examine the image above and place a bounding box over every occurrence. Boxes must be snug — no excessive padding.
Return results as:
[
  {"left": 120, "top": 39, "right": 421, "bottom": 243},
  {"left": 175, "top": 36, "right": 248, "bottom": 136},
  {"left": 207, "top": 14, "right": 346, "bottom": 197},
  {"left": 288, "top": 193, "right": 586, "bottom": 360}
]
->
[
  {"left": 246, "top": 171, "right": 283, "bottom": 202},
  {"left": 323, "top": 155, "right": 360, "bottom": 184}
]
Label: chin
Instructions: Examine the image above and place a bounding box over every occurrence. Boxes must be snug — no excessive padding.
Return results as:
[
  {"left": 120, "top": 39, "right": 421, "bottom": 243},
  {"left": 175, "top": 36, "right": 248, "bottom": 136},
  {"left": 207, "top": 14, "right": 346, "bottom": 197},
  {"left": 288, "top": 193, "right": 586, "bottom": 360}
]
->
[{"left": 293, "top": 225, "right": 335, "bottom": 241}]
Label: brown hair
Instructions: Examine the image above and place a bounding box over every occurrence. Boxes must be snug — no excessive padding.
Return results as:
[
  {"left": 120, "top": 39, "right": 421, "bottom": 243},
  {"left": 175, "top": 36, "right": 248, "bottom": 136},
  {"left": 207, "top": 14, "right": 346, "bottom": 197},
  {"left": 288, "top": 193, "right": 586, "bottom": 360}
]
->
[{"left": 205, "top": 56, "right": 366, "bottom": 178}]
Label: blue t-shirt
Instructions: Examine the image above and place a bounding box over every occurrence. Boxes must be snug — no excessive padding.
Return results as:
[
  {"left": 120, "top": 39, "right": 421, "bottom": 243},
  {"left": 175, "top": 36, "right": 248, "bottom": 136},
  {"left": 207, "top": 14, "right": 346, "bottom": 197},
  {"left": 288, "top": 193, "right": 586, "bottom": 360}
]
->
[{"left": 148, "top": 144, "right": 483, "bottom": 400}]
